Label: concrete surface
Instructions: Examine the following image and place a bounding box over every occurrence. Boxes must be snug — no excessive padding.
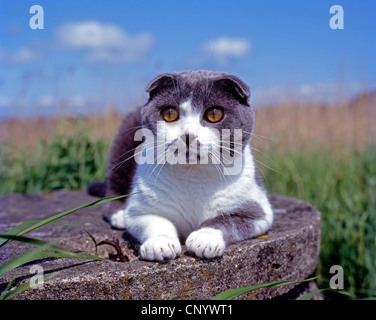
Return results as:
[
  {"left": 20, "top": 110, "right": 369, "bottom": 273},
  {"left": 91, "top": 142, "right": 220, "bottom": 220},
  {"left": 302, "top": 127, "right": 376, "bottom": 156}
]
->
[{"left": 0, "top": 190, "right": 321, "bottom": 300}]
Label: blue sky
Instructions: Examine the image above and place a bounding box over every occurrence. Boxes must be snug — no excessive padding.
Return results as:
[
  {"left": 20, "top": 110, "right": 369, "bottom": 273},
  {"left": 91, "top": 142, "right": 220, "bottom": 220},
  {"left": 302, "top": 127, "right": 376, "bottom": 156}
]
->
[{"left": 0, "top": 0, "right": 375, "bottom": 119}]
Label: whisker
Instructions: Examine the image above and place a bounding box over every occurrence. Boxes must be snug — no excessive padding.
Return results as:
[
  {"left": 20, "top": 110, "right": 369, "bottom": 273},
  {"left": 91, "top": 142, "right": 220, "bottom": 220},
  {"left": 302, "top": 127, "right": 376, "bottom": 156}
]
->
[
  {"left": 106, "top": 150, "right": 140, "bottom": 177},
  {"left": 250, "top": 146, "right": 275, "bottom": 163},
  {"left": 149, "top": 147, "right": 178, "bottom": 184},
  {"left": 147, "top": 146, "right": 169, "bottom": 183},
  {"left": 251, "top": 132, "right": 274, "bottom": 140},
  {"left": 106, "top": 141, "right": 159, "bottom": 176},
  {"left": 247, "top": 145, "right": 286, "bottom": 178},
  {"left": 117, "top": 125, "right": 145, "bottom": 136},
  {"left": 108, "top": 141, "right": 153, "bottom": 168},
  {"left": 220, "top": 143, "right": 285, "bottom": 180},
  {"left": 254, "top": 159, "right": 286, "bottom": 177},
  {"left": 219, "top": 145, "right": 243, "bottom": 158},
  {"left": 211, "top": 149, "right": 229, "bottom": 183},
  {"left": 256, "top": 161, "right": 271, "bottom": 191}
]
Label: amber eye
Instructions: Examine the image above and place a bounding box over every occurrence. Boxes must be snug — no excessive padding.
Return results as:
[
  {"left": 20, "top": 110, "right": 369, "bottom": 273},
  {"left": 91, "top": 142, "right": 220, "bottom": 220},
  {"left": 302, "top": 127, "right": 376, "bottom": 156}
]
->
[
  {"left": 205, "top": 107, "right": 224, "bottom": 123},
  {"left": 161, "top": 107, "right": 179, "bottom": 122}
]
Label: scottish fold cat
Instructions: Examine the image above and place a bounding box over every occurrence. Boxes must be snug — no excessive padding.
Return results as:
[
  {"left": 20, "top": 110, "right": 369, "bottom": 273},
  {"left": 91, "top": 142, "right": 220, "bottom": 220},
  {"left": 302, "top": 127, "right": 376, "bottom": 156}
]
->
[{"left": 88, "top": 70, "right": 273, "bottom": 261}]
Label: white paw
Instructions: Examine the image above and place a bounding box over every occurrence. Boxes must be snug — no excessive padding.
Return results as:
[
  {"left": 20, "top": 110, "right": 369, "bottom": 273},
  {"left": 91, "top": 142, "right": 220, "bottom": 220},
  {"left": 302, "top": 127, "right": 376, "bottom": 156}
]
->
[
  {"left": 110, "top": 209, "right": 126, "bottom": 229},
  {"left": 185, "top": 228, "right": 226, "bottom": 259},
  {"left": 140, "top": 236, "right": 182, "bottom": 262}
]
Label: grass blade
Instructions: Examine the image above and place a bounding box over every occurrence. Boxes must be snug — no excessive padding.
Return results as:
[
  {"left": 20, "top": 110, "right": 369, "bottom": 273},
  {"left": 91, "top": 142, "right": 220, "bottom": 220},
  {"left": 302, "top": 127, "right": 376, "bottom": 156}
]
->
[
  {"left": 168, "top": 287, "right": 176, "bottom": 300},
  {"left": 47, "top": 221, "right": 98, "bottom": 246},
  {"left": 0, "top": 220, "right": 39, "bottom": 247},
  {"left": 0, "top": 234, "right": 103, "bottom": 261},
  {"left": 0, "top": 272, "right": 57, "bottom": 300},
  {"left": 0, "top": 234, "right": 103, "bottom": 277},
  {"left": 297, "top": 288, "right": 354, "bottom": 300},
  {"left": 0, "top": 242, "right": 59, "bottom": 277},
  {"left": 0, "top": 194, "right": 130, "bottom": 248},
  {"left": 0, "top": 220, "right": 98, "bottom": 248},
  {"left": 211, "top": 277, "right": 317, "bottom": 300},
  {"left": 0, "top": 234, "right": 56, "bottom": 247},
  {"left": 296, "top": 288, "right": 327, "bottom": 300},
  {"left": 16, "top": 194, "right": 129, "bottom": 236}
]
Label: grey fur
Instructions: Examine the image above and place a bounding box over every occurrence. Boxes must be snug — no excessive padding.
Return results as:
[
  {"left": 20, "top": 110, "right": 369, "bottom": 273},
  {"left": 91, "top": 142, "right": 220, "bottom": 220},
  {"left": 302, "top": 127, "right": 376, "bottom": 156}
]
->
[
  {"left": 142, "top": 70, "right": 254, "bottom": 150},
  {"left": 200, "top": 200, "right": 265, "bottom": 245},
  {"left": 88, "top": 70, "right": 270, "bottom": 246}
]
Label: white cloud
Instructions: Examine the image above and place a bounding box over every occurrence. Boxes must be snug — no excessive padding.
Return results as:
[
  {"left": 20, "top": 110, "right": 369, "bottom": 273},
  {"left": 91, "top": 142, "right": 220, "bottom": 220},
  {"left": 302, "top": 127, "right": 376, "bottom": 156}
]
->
[
  {"left": 56, "top": 20, "right": 154, "bottom": 63},
  {"left": 299, "top": 84, "right": 314, "bottom": 96},
  {"left": 202, "top": 37, "right": 251, "bottom": 64},
  {"left": 253, "top": 80, "right": 362, "bottom": 106},
  {"left": 57, "top": 21, "right": 126, "bottom": 50},
  {"left": 12, "top": 48, "right": 40, "bottom": 63},
  {"left": 0, "top": 95, "right": 10, "bottom": 107},
  {"left": 38, "top": 95, "right": 55, "bottom": 107},
  {"left": 0, "top": 47, "right": 40, "bottom": 63}
]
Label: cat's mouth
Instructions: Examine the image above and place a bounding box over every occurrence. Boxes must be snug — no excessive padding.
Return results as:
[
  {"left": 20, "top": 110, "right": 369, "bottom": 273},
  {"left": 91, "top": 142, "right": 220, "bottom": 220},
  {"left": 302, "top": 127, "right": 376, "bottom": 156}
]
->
[
  {"left": 165, "top": 139, "right": 234, "bottom": 165},
  {"left": 165, "top": 139, "right": 201, "bottom": 164},
  {"left": 174, "top": 148, "right": 202, "bottom": 163}
]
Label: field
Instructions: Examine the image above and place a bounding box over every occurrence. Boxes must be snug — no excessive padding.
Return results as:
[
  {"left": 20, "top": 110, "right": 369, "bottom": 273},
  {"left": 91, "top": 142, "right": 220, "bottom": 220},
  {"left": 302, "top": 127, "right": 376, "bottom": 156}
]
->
[{"left": 0, "top": 98, "right": 375, "bottom": 298}]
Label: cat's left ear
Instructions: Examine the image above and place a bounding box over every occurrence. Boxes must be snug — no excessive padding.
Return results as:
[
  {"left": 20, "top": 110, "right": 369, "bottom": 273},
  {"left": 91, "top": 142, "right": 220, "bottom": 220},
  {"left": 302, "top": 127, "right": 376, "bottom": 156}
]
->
[
  {"left": 215, "top": 75, "right": 250, "bottom": 103},
  {"left": 146, "top": 73, "right": 175, "bottom": 99}
]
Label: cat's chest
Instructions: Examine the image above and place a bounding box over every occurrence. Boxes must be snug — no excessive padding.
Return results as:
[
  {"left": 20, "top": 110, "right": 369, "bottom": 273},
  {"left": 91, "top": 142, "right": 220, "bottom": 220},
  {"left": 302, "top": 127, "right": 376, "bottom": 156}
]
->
[
  {"left": 132, "top": 158, "right": 255, "bottom": 234},
  {"left": 139, "top": 165, "right": 225, "bottom": 209},
  {"left": 161, "top": 171, "right": 223, "bottom": 209},
  {"left": 145, "top": 172, "right": 230, "bottom": 233}
]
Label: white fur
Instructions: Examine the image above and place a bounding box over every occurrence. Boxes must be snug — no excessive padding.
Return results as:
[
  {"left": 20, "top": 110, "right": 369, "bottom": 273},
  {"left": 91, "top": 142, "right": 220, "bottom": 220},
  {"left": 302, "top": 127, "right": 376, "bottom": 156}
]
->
[
  {"left": 140, "top": 235, "right": 181, "bottom": 261},
  {"left": 160, "top": 99, "right": 216, "bottom": 165},
  {"left": 110, "top": 99, "right": 273, "bottom": 261},
  {"left": 186, "top": 227, "right": 225, "bottom": 258}
]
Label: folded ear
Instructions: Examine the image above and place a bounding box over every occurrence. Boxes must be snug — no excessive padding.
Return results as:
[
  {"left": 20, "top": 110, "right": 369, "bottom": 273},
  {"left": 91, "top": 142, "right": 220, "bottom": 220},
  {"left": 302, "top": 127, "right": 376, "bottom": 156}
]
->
[
  {"left": 146, "top": 73, "right": 175, "bottom": 98},
  {"left": 214, "top": 74, "right": 250, "bottom": 102}
]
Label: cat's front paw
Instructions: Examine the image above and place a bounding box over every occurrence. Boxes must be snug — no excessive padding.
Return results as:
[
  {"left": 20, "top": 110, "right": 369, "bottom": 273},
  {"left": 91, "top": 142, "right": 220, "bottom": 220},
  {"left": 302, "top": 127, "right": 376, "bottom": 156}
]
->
[
  {"left": 110, "top": 209, "right": 126, "bottom": 229},
  {"left": 186, "top": 228, "right": 226, "bottom": 259},
  {"left": 140, "top": 236, "right": 182, "bottom": 262}
]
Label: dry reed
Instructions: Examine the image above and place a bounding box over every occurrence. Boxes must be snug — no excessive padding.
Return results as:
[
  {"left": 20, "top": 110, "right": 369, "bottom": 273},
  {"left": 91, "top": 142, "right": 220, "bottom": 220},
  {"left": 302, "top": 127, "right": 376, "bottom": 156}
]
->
[{"left": 1, "top": 100, "right": 372, "bottom": 157}]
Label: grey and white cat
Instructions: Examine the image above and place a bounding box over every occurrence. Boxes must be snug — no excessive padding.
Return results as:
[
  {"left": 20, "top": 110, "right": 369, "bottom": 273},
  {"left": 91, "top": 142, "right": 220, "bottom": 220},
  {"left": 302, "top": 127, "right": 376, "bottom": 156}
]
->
[{"left": 88, "top": 70, "right": 273, "bottom": 261}]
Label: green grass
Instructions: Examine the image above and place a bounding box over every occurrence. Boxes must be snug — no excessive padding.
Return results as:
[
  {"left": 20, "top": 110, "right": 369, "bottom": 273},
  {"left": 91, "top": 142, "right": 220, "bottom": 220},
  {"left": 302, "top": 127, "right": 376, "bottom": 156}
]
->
[
  {"left": 0, "top": 194, "right": 129, "bottom": 299},
  {"left": 0, "top": 122, "right": 108, "bottom": 194},
  {"left": 257, "top": 144, "right": 376, "bottom": 298},
  {"left": 1, "top": 123, "right": 375, "bottom": 298}
]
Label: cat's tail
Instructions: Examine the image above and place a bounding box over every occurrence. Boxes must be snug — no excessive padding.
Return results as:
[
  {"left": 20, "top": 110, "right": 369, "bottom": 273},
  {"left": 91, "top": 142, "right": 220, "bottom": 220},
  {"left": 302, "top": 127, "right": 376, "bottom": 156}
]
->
[{"left": 87, "top": 181, "right": 107, "bottom": 198}]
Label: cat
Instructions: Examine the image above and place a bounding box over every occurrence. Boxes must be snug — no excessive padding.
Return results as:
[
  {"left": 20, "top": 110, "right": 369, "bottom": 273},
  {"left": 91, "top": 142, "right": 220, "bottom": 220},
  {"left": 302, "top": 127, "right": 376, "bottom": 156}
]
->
[{"left": 88, "top": 70, "right": 273, "bottom": 261}]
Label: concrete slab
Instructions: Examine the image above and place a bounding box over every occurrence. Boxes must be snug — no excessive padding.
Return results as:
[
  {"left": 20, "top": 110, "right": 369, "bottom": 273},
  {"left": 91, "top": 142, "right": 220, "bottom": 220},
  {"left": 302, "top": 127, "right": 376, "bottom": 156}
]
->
[{"left": 0, "top": 190, "right": 321, "bottom": 300}]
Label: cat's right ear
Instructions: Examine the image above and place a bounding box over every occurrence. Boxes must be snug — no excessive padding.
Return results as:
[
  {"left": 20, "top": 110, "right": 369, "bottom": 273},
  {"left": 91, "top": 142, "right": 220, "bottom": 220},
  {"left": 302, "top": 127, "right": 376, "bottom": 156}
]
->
[
  {"left": 146, "top": 74, "right": 175, "bottom": 99},
  {"left": 214, "top": 75, "right": 250, "bottom": 103}
]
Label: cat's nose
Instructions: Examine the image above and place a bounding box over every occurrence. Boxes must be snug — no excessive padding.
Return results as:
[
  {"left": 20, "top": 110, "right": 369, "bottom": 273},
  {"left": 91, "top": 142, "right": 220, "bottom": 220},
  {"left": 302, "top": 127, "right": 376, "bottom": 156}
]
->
[{"left": 180, "top": 133, "right": 197, "bottom": 146}]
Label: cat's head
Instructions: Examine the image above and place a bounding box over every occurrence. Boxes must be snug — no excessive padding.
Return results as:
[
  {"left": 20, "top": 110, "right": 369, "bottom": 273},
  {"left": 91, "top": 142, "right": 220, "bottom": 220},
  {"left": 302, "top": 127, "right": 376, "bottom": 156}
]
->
[{"left": 140, "top": 70, "right": 254, "bottom": 167}]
